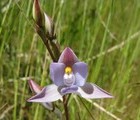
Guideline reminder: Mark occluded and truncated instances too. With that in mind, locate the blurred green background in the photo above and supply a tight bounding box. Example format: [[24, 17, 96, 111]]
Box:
[[0, 0, 140, 120]]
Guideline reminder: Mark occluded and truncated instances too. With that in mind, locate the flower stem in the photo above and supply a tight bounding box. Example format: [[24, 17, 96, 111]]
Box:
[[35, 25, 56, 61], [63, 96, 69, 120]]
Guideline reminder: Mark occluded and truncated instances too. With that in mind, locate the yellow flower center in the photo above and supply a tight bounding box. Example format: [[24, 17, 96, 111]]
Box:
[[65, 67, 72, 74]]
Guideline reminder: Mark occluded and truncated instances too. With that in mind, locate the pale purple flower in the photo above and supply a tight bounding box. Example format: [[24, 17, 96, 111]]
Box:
[[28, 47, 113, 103]]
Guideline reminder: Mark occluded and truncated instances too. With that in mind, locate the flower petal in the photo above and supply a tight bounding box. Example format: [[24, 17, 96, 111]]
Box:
[[50, 63, 65, 86], [77, 83, 113, 99], [28, 84, 62, 102], [28, 80, 42, 93], [72, 62, 88, 86], [42, 103, 53, 110], [59, 85, 78, 95], [28, 80, 54, 110], [58, 47, 79, 66]]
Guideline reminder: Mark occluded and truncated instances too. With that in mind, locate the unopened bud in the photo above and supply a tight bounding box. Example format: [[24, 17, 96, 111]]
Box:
[[33, 0, 55, 39], [33, 0, 45, 27], [44, 13, 55, 38]]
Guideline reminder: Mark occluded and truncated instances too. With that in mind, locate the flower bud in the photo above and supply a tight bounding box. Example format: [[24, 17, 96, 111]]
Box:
[[44, 13, 55, 38], [32, 0, 45, 27], [33, 0, 55, 39]]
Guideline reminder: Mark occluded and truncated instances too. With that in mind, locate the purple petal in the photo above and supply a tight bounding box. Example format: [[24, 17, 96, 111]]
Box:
[[59, 85, 78, 95], [28, 80, 42, 93], [28, 80, 53, 110], [42, 102, 53, 110], [28, 84, 62, 102], [72, 62, 88, 86], [50, 63, 65, 86], [77, 83, 113, 99], [58, 47, 79, 66]]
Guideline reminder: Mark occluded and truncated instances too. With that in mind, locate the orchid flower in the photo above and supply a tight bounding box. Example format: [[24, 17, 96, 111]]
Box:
[[28, 47, 113, 103]]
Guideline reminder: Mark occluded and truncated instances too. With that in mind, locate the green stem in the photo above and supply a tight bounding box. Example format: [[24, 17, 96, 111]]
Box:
[[63, 96, 69, 120]]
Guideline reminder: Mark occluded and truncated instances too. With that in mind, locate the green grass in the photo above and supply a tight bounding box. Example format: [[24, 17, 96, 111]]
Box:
[[0, 0, 140, 119]]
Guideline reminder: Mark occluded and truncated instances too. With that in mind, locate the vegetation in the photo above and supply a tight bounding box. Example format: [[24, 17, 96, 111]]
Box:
[[0, 0, 140, 119]]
